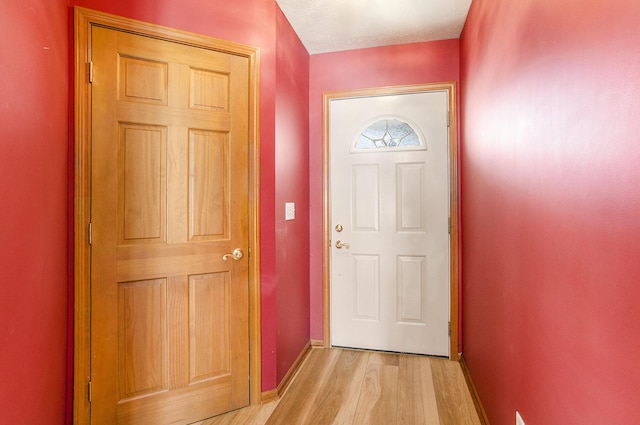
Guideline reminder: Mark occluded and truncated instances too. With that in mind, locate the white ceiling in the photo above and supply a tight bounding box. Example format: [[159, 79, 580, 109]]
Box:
[[276, 0, 473, 55]]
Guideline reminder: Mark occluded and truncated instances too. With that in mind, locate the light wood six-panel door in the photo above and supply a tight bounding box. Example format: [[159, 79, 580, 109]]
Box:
[[90, 25, 250, 424]]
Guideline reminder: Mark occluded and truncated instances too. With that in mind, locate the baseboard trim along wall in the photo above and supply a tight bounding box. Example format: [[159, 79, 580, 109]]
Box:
[[261, 388, 279, 404], [460, 354, 491, 425], [262, 341, 314, 403]]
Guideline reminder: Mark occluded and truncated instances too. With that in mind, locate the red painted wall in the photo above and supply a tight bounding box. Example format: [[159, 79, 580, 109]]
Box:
[[275, 7, 310, 384], [0, 0, 70, 423], [309, 40, 460, 340], [460, 1, 640, 424]]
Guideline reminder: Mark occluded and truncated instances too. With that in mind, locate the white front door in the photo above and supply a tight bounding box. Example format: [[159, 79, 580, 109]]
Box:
[[330, 89, 450, 356]]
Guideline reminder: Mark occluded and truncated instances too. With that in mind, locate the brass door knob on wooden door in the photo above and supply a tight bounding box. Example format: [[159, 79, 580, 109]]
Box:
[[223, 248, 244, 261]]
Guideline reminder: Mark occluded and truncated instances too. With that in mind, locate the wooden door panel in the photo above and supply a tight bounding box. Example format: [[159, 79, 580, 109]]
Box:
[[118, 55, 168, 105], [91, 24, 249, 424], [189, 130, 228, 240], [118, 278, 168, 400], [190, 68, 229, 111], [118, 124, 167, 244], [189, 272, 230, 383]]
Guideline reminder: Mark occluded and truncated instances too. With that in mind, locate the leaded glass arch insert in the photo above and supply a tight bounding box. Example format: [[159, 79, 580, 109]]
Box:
[[353, 118, 425, 151]]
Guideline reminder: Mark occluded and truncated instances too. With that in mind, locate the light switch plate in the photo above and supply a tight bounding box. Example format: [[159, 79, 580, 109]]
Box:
[[285, 202, 295, 220]]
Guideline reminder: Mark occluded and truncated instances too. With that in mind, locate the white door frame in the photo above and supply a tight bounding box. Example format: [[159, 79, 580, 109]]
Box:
[[73, 8, 262, 424], [322, 83, 459, 360]]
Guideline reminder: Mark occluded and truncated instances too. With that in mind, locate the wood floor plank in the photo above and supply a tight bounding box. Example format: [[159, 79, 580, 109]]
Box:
[[431, 358, 482, 425], [418, 357, 443, 425], [304, 349, 369, 424], [190, 401, 278, 425], [193, 349, 483, 425], [372, 351, 400, 367], [352, 352, 399, 425], [397, 356, 441, 425], [242, 402, 279, 425], [264, 348, 341, 425]]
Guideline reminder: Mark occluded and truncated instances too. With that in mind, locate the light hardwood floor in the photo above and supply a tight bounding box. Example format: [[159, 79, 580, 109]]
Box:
[[192, 348, 483, 425]]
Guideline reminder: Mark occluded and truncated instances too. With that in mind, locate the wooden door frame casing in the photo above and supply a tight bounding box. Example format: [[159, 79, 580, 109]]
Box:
[[73, 7, 261, 424], [322, 83, 460, 361]]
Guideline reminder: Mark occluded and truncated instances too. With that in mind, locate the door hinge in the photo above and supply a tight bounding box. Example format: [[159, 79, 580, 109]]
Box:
[[448, 217, 451, 234], [448, 322, 452, 337], [447, 111, 450, 128], [88, 222, 92, 245], [87, 61, 93, 84], [88, 380, 92, 403]]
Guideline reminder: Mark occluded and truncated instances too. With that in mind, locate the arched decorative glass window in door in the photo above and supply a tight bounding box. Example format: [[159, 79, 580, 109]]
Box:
[[353, 118, 425, 151]]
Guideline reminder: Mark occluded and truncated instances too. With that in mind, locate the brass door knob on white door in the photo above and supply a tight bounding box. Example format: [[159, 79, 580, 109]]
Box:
[[335, 240, 350, 249], [223, 248, 244, 261]]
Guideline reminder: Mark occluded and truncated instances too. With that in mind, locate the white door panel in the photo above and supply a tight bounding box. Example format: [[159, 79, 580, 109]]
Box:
[[330, 90, 450, 356]]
